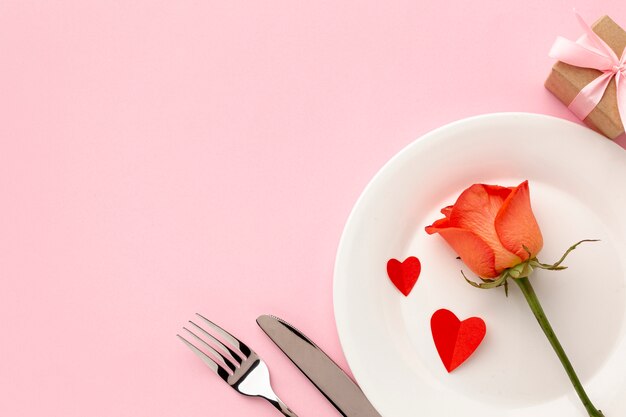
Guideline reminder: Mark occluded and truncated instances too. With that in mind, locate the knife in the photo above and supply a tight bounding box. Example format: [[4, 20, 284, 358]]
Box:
[[257, 314, 381, 417]]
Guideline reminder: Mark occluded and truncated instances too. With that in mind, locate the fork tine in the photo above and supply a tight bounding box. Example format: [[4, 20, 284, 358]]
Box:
[[188, 321, 243, 364], [177, 334, 230, 380], [183, 327, 237, 372], [195, 313, 252, 357]]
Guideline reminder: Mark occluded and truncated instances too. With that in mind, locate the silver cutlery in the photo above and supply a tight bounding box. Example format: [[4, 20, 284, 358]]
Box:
[[257, 314, 381, 417], [178, 313, 298, 417]]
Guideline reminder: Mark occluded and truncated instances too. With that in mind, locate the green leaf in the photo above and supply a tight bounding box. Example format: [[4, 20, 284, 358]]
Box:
[[538, 239, 599, 270], [462, 270, 509, 289], [535, 262, 568, 271]]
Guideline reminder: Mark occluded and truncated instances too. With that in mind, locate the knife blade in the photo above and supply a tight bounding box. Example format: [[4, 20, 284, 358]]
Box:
[[257, 314, 381, 417]]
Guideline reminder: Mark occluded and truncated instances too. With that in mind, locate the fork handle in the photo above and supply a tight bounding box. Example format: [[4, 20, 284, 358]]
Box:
[[266, 397, 298, 417]]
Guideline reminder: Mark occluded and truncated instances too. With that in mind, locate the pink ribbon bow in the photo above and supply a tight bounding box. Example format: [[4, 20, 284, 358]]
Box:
[[549, 12, 626, 125]]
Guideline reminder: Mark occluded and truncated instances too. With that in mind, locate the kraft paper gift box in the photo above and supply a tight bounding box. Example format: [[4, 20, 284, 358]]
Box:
[[545, 15, 626, 139]]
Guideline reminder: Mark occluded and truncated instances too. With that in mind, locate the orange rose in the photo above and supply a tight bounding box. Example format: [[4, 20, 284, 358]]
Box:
[[425, 180, 604, 416], [425, 180, 543, 279]]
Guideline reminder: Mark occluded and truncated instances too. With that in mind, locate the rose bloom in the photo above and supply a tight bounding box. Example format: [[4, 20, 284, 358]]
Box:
[[425, 180, 543, 279]]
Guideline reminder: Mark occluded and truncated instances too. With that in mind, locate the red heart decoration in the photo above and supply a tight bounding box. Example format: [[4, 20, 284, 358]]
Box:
[[430, 309, 486, 373], [386, 256, 421, 296]]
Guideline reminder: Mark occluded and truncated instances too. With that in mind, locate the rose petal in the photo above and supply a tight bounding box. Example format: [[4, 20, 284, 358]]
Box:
[[426, 217, 450, 230], [495, 180, 544, 260], [482, 184, 515, 200], [449, 184, 521, 272], [441, 206, 453, 218], [426, 226, 498, 278]]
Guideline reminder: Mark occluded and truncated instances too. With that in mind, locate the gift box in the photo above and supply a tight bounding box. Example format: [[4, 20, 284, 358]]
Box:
[[545, 15, 626, 139]]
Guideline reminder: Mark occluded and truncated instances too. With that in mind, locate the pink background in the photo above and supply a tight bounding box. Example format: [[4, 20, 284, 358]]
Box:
[[1, 1, 625, 416]]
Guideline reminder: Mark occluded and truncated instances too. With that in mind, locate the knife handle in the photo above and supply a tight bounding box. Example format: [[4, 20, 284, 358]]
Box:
[[265, 396, 298, 417]]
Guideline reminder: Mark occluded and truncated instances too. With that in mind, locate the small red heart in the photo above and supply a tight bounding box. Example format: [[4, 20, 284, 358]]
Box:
[[430, 309, 486, 373], [386, 257, 421, 296]]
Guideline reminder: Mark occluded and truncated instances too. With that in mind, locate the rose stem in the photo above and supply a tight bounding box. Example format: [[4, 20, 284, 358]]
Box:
[[514, 277, 605, 417]]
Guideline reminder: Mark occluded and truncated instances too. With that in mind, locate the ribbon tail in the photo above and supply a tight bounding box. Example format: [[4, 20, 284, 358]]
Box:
[[549, 36, 614, 70], [568, 72, 614, 120], [574, 11, 620, 63]]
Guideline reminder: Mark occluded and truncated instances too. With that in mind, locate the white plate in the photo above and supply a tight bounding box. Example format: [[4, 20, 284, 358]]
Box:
[[334, 113, 626, 417]]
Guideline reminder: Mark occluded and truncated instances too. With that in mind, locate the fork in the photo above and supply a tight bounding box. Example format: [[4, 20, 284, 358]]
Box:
[[177, 313, 298, 417]]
